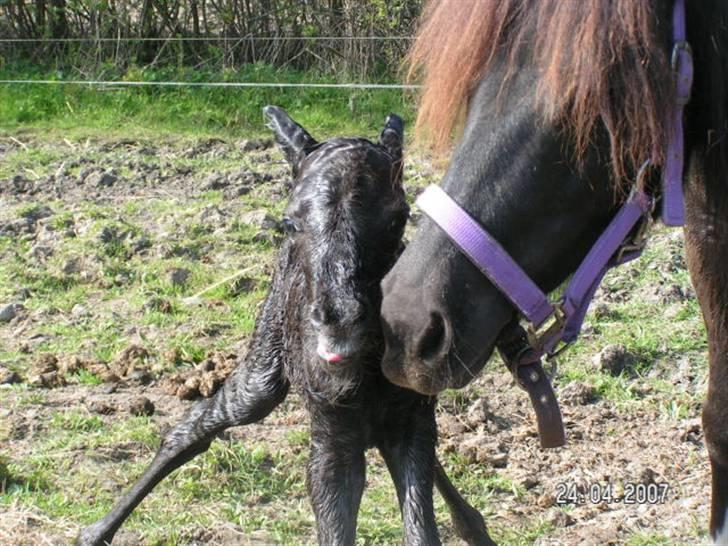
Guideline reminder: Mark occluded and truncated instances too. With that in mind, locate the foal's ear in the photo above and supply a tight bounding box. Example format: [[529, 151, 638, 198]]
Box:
[[263, 105, 317, 170], [379, 113, 404, 162]]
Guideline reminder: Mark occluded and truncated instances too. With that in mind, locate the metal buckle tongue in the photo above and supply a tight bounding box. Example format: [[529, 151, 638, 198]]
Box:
[[526, 304, 566, 356], [616, 184, 655, 264]]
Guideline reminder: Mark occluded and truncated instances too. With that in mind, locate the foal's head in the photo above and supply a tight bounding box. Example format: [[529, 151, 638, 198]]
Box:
[[265, 106, 408, 373]]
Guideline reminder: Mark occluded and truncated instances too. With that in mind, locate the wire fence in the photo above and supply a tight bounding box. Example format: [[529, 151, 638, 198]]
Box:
[[0, 36, 414, 43], [0, 79, 419, 90], [1, 0, 424, 76]]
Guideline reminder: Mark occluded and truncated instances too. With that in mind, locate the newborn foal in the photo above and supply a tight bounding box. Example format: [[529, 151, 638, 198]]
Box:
[[77, 107, 492, 546]]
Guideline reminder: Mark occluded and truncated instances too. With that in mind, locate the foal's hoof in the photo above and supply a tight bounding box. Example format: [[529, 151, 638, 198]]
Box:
[[451, 505, 498, 546], [75, 523, 114, 546]]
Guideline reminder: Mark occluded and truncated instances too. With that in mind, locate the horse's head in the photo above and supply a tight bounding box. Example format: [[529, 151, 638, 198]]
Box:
[[381, 74, 619, 394], [380, 0, 685, 395], [265, 106, 408, 366]]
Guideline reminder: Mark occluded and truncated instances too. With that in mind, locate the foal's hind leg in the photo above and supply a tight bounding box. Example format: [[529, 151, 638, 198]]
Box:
[[434, 460, 496, 546], [76, 358, 289, 546], [379, 397, 441, 546]]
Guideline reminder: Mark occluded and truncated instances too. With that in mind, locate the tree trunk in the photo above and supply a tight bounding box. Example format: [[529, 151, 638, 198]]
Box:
[[50, 0, 68, 38], [191, 0, 200, 36], [34, 0, 46, 36]]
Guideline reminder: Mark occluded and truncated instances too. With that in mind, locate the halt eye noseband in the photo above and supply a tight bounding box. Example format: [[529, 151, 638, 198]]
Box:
[[416, 0, 693, 448]]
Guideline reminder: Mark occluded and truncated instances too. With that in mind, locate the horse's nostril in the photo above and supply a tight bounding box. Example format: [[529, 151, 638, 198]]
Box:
[[416, 311, 450, 363]]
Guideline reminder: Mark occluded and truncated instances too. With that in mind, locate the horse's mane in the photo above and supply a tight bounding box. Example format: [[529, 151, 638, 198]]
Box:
[[408, 0, 725, 183]]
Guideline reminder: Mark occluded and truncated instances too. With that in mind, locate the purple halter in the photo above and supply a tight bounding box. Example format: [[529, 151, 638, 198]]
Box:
[[416, 0, 693, 446]]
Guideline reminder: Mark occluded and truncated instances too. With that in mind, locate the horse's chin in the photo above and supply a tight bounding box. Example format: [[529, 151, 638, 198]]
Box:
[[381, 344, 494, 395], [380, 362, 443, 395]]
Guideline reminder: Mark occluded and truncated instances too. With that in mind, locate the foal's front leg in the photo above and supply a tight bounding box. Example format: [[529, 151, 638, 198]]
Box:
[[379, 397, 441, 546], [76, 354, 289, 546], [307, 403, 367, 546]]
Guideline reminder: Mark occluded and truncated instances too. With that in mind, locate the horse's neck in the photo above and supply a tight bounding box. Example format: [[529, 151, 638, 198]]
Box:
[[681, 0, 728, 334]]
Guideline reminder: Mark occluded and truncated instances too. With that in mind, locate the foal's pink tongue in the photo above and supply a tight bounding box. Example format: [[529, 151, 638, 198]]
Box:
[[317, 344, 344, 363]]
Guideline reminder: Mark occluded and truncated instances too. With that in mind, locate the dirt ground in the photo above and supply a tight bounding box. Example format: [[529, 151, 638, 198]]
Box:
[[0, 133, 711, 545]]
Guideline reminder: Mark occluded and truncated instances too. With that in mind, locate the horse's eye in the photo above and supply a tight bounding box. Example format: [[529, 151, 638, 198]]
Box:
[[389, 212, 408, 231], [281, 217, 300, 234]]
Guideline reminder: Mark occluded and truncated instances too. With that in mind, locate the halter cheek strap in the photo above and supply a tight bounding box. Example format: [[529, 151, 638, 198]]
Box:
[[663, 0, 693, 226], [415, 0, 692, 449]]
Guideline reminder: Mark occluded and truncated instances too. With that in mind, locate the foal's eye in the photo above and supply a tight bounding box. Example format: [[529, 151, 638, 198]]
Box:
[[281, 217, 300, 234]]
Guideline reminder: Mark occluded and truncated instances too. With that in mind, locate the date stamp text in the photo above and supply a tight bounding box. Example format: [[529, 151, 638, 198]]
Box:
[[555, 481, 670, 506]]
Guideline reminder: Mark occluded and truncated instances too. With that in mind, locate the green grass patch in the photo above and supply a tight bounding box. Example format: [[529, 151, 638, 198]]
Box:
[[0, 64, 416, 141]]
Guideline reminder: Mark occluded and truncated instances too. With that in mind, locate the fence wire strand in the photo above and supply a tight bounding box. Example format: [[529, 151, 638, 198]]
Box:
[[0, 79, 420, 90], [0, 36, 414, 43]]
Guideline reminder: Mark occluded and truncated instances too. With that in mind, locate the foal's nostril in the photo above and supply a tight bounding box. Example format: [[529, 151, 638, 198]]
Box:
[[416, 311, 451, 363], [310, 304, 326, 326]]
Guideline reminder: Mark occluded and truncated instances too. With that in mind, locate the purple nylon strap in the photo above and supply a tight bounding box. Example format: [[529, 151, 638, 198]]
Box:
[[663, 0, 693, 226], [545, 190, 652, 353]]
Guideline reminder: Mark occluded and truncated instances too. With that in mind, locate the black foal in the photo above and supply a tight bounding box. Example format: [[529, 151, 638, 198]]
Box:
[[76, 107, 494, 546]]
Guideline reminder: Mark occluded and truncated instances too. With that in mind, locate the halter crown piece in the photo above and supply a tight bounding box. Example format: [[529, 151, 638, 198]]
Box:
[[416, 0, 693, 449]]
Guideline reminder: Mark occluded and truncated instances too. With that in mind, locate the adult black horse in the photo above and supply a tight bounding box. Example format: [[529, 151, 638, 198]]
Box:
[[380, 0, 728, 543]]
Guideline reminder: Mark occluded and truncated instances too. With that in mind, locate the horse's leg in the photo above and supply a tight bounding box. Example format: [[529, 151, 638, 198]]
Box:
[[433, 460, 496, 546], [378, 397, 441, 546], [306, 403, 366, 546], [684, 158, 728, 544], [76, 357, 289, 546]]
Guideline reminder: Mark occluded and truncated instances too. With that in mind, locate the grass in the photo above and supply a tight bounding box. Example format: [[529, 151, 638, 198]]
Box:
[[0, 63, 417, 142], [0, 172, 277, 364]]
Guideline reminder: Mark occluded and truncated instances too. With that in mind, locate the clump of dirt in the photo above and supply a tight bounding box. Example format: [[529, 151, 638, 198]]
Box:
[[23, 345, 154, 388], [161, 351, 237, 400], [593, 344, 637, 376], [128, 395, 155, 416], [559, 381, 598, 406], [106, 345, 154, 384], [0, 365, 22, 385], [28, 353, 80, 388]]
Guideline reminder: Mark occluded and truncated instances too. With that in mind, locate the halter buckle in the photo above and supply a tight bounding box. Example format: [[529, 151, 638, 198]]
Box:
[[615, 189, 655, 264], [525, 303, 566, 355], [615, 214, 653, 263]]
